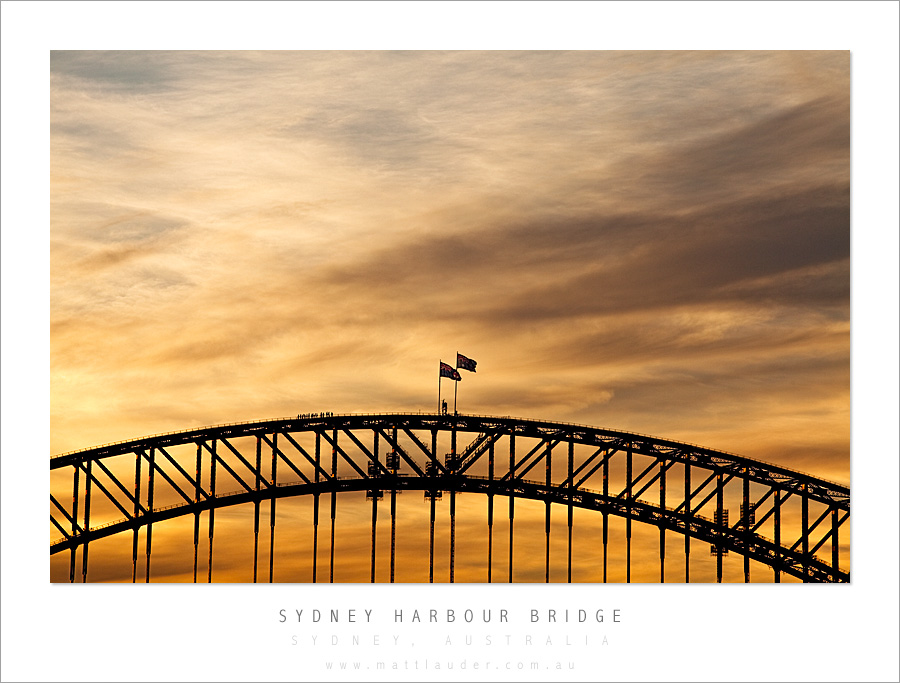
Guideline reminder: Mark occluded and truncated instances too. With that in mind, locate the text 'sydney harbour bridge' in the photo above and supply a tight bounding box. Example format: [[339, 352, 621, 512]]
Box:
[[50, 413, 849, 584]]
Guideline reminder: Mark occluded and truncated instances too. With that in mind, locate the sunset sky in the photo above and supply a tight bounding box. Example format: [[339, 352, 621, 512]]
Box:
[[48, 50, 853, 582], [1, 1, 897, 680], [51, 50, 850, 464]]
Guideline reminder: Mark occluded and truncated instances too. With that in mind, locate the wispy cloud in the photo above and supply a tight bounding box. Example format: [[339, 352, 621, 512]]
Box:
[[50, 51, 850, 580]]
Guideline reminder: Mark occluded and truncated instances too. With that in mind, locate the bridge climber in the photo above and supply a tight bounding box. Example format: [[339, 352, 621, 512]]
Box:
[[50, 413, 849, 584]]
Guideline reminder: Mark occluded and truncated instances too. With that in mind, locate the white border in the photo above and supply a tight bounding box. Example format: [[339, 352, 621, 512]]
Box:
[[2, 2, 898, 681]]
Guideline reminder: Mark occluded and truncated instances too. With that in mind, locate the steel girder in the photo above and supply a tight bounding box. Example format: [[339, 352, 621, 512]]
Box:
[[51, 413, 849, 582]]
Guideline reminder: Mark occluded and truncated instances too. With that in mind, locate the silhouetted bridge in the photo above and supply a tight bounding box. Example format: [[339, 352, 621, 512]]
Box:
[[51, 413, 849, 583]]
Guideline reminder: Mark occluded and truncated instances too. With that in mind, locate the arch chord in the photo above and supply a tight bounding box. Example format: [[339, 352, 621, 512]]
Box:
[[50, 413, 849, 583]]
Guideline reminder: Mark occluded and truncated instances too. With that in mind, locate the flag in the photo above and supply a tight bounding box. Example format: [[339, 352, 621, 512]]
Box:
[[456, 353, 477, 372], [440, 361, 461, 381]]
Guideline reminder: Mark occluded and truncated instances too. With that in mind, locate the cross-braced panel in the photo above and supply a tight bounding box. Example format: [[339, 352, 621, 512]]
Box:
[[50, 413, 849, 583]]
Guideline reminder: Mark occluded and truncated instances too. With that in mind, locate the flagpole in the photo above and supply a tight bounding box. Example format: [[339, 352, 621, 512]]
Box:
[[438, 371, 442, 414], [454, 353, 460, 415], [454, 353, 476, 416]]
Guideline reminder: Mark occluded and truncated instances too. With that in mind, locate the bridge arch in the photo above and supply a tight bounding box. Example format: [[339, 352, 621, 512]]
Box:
[[50, 413, 849, 583]]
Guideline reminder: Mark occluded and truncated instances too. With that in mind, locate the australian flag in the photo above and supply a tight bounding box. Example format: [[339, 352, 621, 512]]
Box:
[[440, 361, 461, 381], [456, 353, 477, 372]]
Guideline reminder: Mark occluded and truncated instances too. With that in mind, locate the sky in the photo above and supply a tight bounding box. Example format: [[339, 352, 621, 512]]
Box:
[[49, 50, 851, 583]]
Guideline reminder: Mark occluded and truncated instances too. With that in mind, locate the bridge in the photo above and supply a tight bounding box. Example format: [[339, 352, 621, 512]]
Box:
[[50, 413, 849, 583]]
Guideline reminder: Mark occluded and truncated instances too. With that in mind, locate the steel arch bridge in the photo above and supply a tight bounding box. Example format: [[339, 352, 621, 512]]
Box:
[[50, 413, 850, 583]]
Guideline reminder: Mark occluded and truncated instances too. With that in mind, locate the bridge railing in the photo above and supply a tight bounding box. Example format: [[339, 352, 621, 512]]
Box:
[[51, 411, 740, 459]]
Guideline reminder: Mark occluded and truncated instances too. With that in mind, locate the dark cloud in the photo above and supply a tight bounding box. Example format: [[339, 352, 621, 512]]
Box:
[[50, 118, 140, 160], [537, 305, 849, 372], [306, 182, 848, 328], [74, 243, 146, 270], [286, 90, 849, 334], [282, 105, 442, 171], [51, 50, 179, 93], [84, 210, 186, 244], [49, 51, 852, 585], [51, 204, 189, 276], [592, 352, 850, 415], [489, 185, 849, 322], [637, 95, 850, 204]]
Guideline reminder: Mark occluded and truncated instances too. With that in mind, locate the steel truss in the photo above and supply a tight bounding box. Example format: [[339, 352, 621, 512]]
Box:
[[50, 413, 849, 583]]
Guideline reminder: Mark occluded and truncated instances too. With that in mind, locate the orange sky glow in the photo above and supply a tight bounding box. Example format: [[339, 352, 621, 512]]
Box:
[[50, 50, 851, 584]]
